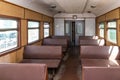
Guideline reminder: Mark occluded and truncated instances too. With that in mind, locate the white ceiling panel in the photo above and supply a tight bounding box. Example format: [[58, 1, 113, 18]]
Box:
[[5, 0, 120, 16], [55, 0, 88, 13]]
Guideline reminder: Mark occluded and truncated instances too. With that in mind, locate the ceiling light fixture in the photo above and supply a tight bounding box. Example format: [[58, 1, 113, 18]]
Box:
[[72, 15, 77, 19], [51, 4, 56, 9], [91, 5, 96, 8], [87, 11, 91, 13], [58, 11, 62, 13]]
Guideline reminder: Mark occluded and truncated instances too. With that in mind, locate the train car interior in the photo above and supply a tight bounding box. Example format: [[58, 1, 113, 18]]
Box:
[[1, 0, 120, 80]]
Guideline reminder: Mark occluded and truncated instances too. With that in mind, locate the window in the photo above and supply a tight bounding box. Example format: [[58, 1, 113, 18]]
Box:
[[107, 21, 117, 43], [0, 18, 19, 53], [28, 21, 40, 43], [44, 22, 50, 38], [99, 23, 104, 38]]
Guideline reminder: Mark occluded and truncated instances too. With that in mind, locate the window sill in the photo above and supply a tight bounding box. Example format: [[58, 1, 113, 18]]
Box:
[[0, 47, 21, 57]]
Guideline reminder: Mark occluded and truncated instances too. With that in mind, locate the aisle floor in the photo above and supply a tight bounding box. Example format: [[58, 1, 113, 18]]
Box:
[[54, 47, 81, 80]]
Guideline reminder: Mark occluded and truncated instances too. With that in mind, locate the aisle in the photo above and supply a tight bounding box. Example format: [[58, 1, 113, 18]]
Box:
[[54, 47, 81, 80]]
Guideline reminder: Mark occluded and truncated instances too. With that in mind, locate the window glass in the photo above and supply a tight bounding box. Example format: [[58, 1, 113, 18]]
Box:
[[0, 18, 18, 53], [99, 23, 104, 38], [99, 23, 104, 28], [44, 29, 49, 38], [28, 21, 40, 43], [107, 21, 117, 43], [108, 21, 116, 28], [28, 29, 39, 43], [44, 22, 50, 38], [100, 29, 104, 37], [28, 21, 39, 28], [107, 29, 116, 43], [0, 19, 17, 29]]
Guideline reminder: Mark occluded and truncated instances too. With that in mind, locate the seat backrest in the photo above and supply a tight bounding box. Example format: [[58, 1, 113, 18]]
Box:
[[52, 36, 70, 46], [80, 46, 120, 59], [79, 36, 98, 40], [83, 67, 120, 80], [42, 38, 67, 47], [79, 39, 105, 46], [24, 45, 62, 59], [52, 36, 70, 41], [0, 63, 47, 80]]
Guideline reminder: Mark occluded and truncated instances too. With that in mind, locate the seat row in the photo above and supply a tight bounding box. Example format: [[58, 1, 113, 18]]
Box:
[[79, 36, 120, 80], [0, 36, 70, 80]]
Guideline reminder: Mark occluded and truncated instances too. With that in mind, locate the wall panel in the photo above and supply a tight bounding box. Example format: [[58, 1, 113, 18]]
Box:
[[21, 19, 27, 46], [0, 52, 16, 63], [97, 15, 106, 22], [25, 9, 42, 21], [0, 1, 54, 63], [106, 8, 120, 21], [16, 47, 24, 62], [0, 1, 24, 18], [117, 20, 120, 46]]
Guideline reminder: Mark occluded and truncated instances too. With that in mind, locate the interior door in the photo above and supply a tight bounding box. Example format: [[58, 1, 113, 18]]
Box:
[[65, 20, 85, 46], [75, 20, 85, 45]]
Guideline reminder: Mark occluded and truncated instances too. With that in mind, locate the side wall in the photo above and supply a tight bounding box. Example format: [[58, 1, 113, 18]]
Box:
[[96, 8, 120, 46], [0, 1, 54, 63]]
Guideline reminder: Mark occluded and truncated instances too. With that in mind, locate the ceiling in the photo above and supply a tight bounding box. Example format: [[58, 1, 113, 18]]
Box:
[[5, 0, 120, 17]]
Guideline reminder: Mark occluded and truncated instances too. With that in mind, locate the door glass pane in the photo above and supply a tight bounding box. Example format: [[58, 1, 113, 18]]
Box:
[[65, 22, 71, 36], [0, 31, 17, 52], [75, 21, 84, 35]]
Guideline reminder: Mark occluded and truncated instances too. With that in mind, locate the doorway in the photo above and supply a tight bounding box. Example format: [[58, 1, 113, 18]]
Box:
[[65, 20, 85, 46]]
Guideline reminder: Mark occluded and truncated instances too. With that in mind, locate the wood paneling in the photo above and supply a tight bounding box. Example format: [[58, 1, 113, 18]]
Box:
[[40, 22, 44, 39], [0, 1, 24, 18], [0, 1, 54, 63], [16, 47, 24, 62], [97, 15, 106, 22], [43, 15, 51, 22], [21, 19, 27, 46], [117, 20, 120, 46], [0, 52, 16, 63], [25, 9, 42, 21], [106, 8, 120, 21]]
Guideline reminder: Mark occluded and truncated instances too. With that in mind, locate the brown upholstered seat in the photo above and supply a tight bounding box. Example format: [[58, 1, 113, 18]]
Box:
[[42, 38, 68, 53], [79, 36, 98, 40], [52, 36, 70, 46], [24, 46, 62, 59], [80, 46, 120, 59], [22, 45, 62, 69], [0, 63, 47, 80], [79, 39, 105, 46], [22, 59, 61, 68], [82, 59, 120, 80]]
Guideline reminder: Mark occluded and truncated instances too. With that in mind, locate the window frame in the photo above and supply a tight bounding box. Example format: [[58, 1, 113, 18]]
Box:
[[99, 22, 105, 38], [27, 20, 40, 44], [107, 20, 117, 44], [44, 22, 50, 38], [0, 17, 20, 54]]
